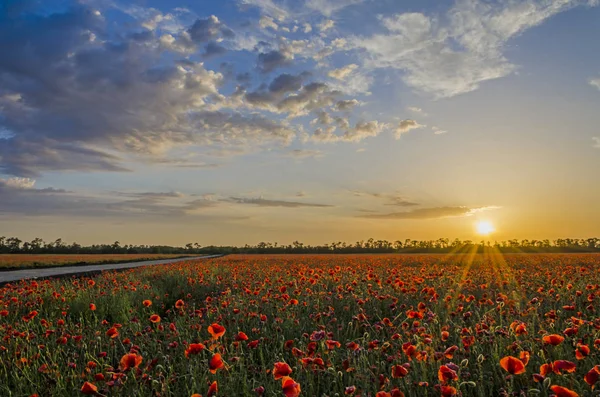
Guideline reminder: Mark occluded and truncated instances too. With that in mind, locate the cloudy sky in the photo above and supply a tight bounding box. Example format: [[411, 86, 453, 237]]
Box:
[[1, 0, 599, 245]]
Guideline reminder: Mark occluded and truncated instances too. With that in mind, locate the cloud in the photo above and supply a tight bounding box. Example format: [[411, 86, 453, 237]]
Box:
[[590, 78, 600, 90], [239, 0, 289, 21], [395, 120, 424, 138], [593, 137, 600, 148], [350, 1, 596, 97], [361, 206, 499, 220], [202, 41, 227, 58], [1, 4, 330, 176], [257, 49, 294, 73], [318, 19, 335, 32], [432, 126, 447, 135], [187, 15, 233, 43], [305, 0, 365, 17], [328, 64, 359, 80], [259, 15, 279, 30], [287, 149, 324, 158], [407, 106, 426, 115], [351, 190, 419, 207], [227, 197, 332, 207]]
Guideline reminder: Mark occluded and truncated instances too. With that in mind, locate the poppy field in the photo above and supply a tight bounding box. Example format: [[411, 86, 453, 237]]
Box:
[[1, 253, 599, 397], [0, 254, 188, 270]]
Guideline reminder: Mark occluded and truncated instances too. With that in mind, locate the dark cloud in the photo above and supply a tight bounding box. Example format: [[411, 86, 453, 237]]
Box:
[[203, 41, 227, 58], [360, 206, 496, 220], [257, 50, 293, 73], [268, 72, 310, 94], [187, 15, 233, 43], [227, 197, 332, 208]]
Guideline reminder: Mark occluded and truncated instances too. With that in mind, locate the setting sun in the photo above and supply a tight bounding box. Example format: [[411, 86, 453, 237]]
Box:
[[476, 220, 495, 235]]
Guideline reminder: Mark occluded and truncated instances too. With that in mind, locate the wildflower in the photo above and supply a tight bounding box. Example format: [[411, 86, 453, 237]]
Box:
[[208, 323, 226, 340], [500, 356, 526, 375], [80, 382, 98, 395], [273, 362, 293, 379]]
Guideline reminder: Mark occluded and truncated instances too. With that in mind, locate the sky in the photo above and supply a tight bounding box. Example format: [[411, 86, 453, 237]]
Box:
[[1, 0, 599, 246]]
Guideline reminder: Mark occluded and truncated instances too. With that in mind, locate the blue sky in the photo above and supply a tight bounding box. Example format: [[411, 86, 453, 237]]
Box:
[[1, 0, 599, 245]]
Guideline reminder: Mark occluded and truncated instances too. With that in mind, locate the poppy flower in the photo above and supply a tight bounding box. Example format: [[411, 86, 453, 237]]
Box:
[[552, 360, 576, 374], [175, 299, 185, 309], [209, 353, 224, 374], [584, 365, 600, 388], [575, 344, 590, 360], [149, 314, 161, 323], [106, 327, 119, 339], [236, 332, 249, 341], [438, 365, 459, 383], [543, 334, 565, 346], [345, 386, 356, 395], [207, 381, 218, 397], [185, 343, 206, 358], [89, 304, 96, 311], [391, 364, 409, 378], [80, 382, 98, 395], [281, 376, 301, 397], [143, 300, 152, 307], [273, 362, 293, 380], [500, 356, 526, 375], [208, 323, 226, 340], [549, 385, 579, 397], [326, 340, 341, 350], [519, 351, 530, 366], [119, 353, 143, 371], [441, 385, 457, 397]]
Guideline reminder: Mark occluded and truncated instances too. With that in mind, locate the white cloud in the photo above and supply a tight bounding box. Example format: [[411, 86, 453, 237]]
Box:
[[407, 106, 426, 115], [590, 78, 600, 90], [350, 0, 597, 98], [259, 15, 279, 30], [328, 64, 358, 80], [239, 0, 289, 21], [318, 19, 335, 32], [395, 120, 425, 138], [432, 126, 447, 135], [593, 137, 600, 148], [305, 0, 365, 17]]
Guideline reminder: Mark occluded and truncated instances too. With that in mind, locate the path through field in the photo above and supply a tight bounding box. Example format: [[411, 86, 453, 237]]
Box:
[[0, 255, 221, 285]]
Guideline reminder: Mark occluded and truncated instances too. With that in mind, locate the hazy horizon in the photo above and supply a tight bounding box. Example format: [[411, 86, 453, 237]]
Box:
[[1, 0, 599, 245]]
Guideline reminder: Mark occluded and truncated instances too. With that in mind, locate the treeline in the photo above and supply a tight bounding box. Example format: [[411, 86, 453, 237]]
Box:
[[1, 236, 599, 255]]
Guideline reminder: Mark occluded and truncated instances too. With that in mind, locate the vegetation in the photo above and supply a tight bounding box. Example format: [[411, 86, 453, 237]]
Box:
[[0, 254, 190, 270], [1, 236, 600, 255], [0, 253, 598, 396]]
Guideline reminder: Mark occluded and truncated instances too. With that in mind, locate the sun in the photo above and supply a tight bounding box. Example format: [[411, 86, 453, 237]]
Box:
[[475, 220, 495, 235]]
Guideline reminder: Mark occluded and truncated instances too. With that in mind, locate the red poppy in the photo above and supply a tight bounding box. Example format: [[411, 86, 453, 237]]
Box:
[[89, 303, 96, 311], [207, 381, 218, 397], [584, 365, 600, 388], [575, 344, 590, 360], [549, 385, 579, 397], [175, 299, 185, 309], [438, 365, 459, 383], [273, 362, 293, 380], [119, 353, 143, 371], [391, 364, 409, 378], [143, 300, 152, 307], [149, 314, 161, 323], [185, 343, 206, 358], [208, 323, 226, 340], [281, 376, 301, 397], [80, 382, 98, 395], [543, 334, 565, 346], [519, 351, 530, 366], [500, 356, 526, 375], [106, 327, 119, 339], [209, 353, 224, 374], [441, 385, 457, 397], [552, 360, 576, 374], [235, 332, 249, 341]]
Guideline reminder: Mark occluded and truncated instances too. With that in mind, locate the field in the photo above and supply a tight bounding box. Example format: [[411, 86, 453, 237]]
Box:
[[0, 254, 599, 397], [0, 254, 190, 270]]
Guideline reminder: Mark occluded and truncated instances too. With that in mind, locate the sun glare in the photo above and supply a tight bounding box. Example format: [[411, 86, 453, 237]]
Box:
[[476, 220, 495, 235]]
